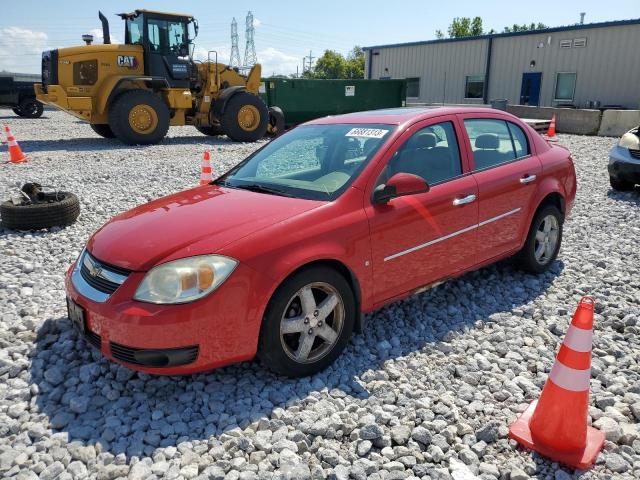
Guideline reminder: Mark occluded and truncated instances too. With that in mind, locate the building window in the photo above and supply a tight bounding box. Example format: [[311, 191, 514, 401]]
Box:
[[554, 72, 577, 101], [464, 75, 485, 99], [406, 77, 420, 98]]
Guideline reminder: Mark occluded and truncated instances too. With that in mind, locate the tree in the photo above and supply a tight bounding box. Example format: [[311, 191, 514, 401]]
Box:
[[436, 18, 548, 39], [344, 46, 364, 79], [447, 17, 484, 38], [303, 47, 365, 79], [503, 22, 548, 33]]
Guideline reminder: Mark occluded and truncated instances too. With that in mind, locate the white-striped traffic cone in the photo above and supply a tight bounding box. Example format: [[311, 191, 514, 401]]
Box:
[[509, 297, 605, 469], [200, 151, 212, 185]]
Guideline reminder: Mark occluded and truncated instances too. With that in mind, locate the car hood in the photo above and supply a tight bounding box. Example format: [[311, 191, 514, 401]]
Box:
[[87, 185, 323, 271]]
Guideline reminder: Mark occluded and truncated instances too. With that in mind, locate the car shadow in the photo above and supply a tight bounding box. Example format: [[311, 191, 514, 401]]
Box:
[[30, 259, 564, 459], [16, 136, 239, 153], [606, 187, 640, 205], [0, 115, 52, 120]]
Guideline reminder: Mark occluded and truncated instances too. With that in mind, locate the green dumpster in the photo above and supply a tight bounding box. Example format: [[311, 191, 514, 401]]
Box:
[[260, 78, 407, 127]]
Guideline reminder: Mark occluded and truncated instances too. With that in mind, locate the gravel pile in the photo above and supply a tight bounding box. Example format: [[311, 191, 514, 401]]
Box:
[[0, 110, 638, 479]]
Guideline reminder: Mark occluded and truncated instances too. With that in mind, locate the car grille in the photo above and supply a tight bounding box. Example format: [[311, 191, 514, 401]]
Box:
[[79, 251, 130, 295], [110, 342, 199, 368], [41, 49, 58, 92], [630, 149, 640, 159], [85, 329, 102, 350]]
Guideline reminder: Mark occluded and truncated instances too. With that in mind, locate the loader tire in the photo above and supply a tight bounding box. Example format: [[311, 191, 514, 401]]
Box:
[[109, 89, 169, 145], [221, 92, 268, 142], [1, 192, 80, 231], [195, 125, 224, 136], [90, 123, 116, 138]]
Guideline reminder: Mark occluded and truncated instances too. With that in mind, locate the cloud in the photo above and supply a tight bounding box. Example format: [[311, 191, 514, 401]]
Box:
[[89, 28, 122, 45], [253, 18, 262, 28], [258, 47, 299, 76], [193, 45, 297, 75], [0, 27, 48, 73]]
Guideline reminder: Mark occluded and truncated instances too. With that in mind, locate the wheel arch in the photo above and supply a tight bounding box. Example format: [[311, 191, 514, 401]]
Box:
[[99, 76, 169, 115], [212, 86, 247, 118], [269, 258, 365, 334]]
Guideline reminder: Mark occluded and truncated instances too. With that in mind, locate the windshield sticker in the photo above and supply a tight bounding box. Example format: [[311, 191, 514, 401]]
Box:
[[345, 128, 388, 139]]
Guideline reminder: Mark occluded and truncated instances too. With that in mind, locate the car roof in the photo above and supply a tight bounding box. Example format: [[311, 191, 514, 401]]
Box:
[[305, 106, 506, 126]]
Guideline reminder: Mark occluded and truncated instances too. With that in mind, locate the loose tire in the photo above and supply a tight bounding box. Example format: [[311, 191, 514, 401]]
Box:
[[515, 205, 563, 274], [610, 176, 635, 191], [90, 123, 116, 139], [108, 89, 170, 145], [268, 106, 285, 137], [195, 125, 224, 136], [258, 266, 355, 377], [16, 98, 44, 118], [221, 92, 268, 142], [1, 192, 80, 230]]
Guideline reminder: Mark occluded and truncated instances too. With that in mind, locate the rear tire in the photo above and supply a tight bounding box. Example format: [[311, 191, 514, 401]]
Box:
[[221, 92, 268, 142], [90, 123, 116, 138], [108, 89, 170, 145], [515, 205, 563, 274], [257, 266, 355, 377], [195, 125, 224, 136], [267, 106, 285, 137], [16, 98, 44, 118], [610, 176, 635, 191]]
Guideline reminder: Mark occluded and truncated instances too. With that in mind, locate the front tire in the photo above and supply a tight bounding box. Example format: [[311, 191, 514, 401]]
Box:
[[258, 266, 355, 377], [515, 205, 563, 274], [108, 89, 170, 145], [90, 123, 116, 138], [610, 176, 635, 191], [221, 92, 268, 142]]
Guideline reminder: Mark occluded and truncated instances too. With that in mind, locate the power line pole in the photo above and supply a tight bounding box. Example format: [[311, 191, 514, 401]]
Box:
[[243, 11, 258, 67], [230, 18, 241, 68], [303, 50, 315, 73]]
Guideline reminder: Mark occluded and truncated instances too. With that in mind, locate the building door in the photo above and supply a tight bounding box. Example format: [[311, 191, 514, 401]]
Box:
[[520, 73, 542, 106]]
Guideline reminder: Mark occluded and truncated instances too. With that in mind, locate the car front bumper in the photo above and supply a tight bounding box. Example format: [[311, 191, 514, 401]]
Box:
[[65, 254, 270, 375], [34, 83, 93, 121], [608, 145, 640, 183]]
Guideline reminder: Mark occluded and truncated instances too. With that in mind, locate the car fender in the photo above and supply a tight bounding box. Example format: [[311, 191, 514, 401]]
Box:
[[519, 176, 567, 249], [100, 76, 169, 115], [212, 86, 247, 118]]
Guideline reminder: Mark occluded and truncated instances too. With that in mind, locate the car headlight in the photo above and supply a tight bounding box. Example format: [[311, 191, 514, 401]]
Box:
[[134, 255, 238, 304], [618, 131, 640, 150]]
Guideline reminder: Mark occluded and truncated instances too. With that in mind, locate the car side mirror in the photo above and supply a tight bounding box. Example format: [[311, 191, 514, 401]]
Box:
[[372, 173, 429, 204]]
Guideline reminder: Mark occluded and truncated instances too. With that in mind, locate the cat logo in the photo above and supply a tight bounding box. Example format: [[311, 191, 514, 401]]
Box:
[[117, 55, 138, 69]]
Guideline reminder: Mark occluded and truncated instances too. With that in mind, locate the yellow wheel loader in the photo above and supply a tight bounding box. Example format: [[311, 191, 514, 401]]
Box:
[[35, 9, 284, 145]]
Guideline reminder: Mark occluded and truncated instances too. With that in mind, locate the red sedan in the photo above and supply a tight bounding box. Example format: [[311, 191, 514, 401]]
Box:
[[66, 107, 576, 377]]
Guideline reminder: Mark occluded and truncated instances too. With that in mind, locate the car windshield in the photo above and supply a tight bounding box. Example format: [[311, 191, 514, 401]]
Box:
[[217, 124, 395, 200]]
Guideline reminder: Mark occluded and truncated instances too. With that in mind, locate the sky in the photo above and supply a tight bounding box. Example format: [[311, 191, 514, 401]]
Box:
[[1, 0, 638, 75]]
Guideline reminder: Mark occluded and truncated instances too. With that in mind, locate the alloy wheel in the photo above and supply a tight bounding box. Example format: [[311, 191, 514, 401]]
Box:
[[534, 214, 559, 264], [279, 282, 344, 364]]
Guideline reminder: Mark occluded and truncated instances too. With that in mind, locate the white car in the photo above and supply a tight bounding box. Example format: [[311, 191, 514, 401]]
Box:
[[609, 126, 640, 191]]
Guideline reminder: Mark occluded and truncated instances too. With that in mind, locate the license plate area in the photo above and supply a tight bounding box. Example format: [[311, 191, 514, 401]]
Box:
[[66, 297, 85, 334]]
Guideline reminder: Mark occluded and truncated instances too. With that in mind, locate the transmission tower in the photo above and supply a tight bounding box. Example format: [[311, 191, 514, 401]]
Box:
[[230, 18, 241, 67], [243, 11, 258, 67]]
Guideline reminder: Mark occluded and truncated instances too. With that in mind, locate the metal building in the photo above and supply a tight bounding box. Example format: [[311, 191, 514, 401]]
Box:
[[364, 19, 640, 109]]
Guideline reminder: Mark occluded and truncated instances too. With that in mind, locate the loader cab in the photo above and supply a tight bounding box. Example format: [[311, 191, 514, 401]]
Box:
[[120, 9, 196, 88]]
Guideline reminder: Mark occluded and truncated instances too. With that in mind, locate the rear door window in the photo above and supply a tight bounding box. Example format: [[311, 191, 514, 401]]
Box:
[[464, 119, 518, 170]]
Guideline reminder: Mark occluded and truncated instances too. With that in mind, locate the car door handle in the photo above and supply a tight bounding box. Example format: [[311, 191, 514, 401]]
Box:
[[520, 174, 537, 184], [453, 194, 477, 206]]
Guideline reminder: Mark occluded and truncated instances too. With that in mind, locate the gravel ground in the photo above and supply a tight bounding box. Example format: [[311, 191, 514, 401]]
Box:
[[0, 109, 638, 480]]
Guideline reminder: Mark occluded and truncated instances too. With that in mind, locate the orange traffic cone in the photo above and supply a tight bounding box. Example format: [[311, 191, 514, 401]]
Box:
[[200, 150, 212, 185], [4, 125, 28, 164], [509, 297, 604, 470], [546, 115, 557, 138]]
